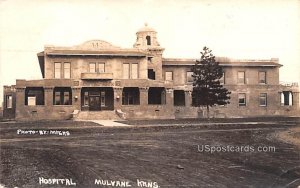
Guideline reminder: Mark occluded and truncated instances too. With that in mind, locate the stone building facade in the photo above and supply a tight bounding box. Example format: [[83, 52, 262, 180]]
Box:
[[3, 25, 300, 120]]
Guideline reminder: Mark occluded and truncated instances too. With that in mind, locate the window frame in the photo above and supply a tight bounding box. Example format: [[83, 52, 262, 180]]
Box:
[[238, 71, 245, 84], [186, 71, 194, 83], [63, 62, 71, 79], [258, 71, 266, 84], [123, 63, 139, 79], [54, 62, 61, 78], [165, 71, 173, 81], [53, 87, 72, 105], [98, 63, 105, 73], [5, 95, 13, 109], [259, 93, 267, 107], [89, 63, 96, 73], [238, 93, 246, 106], [131, 63, 138, 79]]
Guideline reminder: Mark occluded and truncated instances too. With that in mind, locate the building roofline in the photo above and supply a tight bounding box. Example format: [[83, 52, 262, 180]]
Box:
[[162, 57, 282, 67]]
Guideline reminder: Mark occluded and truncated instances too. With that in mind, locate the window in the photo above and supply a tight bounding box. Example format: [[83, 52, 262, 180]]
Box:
[[25, 87, 44, 105], [259, 71, 266, 84], [131, 64, 138, 79], [238, 93, 246, 106], [187, 72, 193, 83], [259, 93, 267, 106], [146, 36, 151, 45], [281, 91, 293, 106], [123, 63, 138, 79], [89, 63, 96, 73], [63, 63, 71, 78], [148, 69, 155, 80], [101, 91, 105, 107], [54, 63, 61, 78], [99, 63, 105, 73], [123, 63, 130, 79], [174, 90, 185, 106], [6, 95, 12, 108], [63, 92, 70, 105], [84, 92, 89, 106], [220, 72, 225, 84], [165, 71, 173, 81], [53, 87, 72, 105], [122, 87, 140, 105], [238, 71, 245, 84]]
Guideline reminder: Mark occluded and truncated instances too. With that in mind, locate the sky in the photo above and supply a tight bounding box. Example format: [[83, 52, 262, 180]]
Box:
[[0, 0, 300, 106]]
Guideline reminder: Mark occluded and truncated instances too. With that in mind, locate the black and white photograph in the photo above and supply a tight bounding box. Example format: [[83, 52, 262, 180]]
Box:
[[0, 0, 300, 187]]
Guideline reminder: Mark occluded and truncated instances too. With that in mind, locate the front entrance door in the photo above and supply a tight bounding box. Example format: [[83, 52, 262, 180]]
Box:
[[89, 96, 101, 111]]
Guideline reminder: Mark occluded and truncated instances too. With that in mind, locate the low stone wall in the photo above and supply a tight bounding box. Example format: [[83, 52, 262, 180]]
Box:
[[16, 106, 75, 121], [121, 105, 175, 119]]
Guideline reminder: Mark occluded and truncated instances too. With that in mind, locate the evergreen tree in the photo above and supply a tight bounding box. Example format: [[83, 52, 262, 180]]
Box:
[[191, 47, 231, 118]]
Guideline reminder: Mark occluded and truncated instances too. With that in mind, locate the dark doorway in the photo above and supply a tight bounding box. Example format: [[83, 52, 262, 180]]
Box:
[[81, 87, 114, 111], [89, 96, 101, 111]]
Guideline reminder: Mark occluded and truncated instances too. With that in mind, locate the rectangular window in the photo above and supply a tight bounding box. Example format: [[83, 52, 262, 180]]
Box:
[[53, 88, 72, 105], [187, 72, 193, 83], [123, 63, 130, 79], [238, 71, 245, 84], [54, 92, 61, 105], [98, 63, 105, 73], [6, 95, 13, 108], [131, 64, 138, 79], [238, 93, 246, 106], [89, 63, 96, 73], [148, 69, 155, 80], [259, 71, 266, 84], [64, 92, 70, 105], [220, 72, 225, 84], [100, 91, 105, 107], [64, 63, 71, 78], [281, 91, 293, 106], [84, 92, 89, 106], [165, 71, 173, 81], [259, 93, 267, 106], [54, 62, 61, 78]]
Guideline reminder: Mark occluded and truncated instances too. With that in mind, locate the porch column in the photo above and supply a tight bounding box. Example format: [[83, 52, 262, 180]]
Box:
[[139, 87, 149, 105], [185, 90, 192, 107], [166, 88, 174, 106], [16, 87, 26, 109], [293, 92, 300, 108], [114, 87, 123, 109], [44, 87, 54, 106], [72, 87, 81, 109], [15, 87, 26, 120]]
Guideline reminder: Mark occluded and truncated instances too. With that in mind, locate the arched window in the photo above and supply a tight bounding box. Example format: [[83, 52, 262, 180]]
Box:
[[146, 36, 151, 45]]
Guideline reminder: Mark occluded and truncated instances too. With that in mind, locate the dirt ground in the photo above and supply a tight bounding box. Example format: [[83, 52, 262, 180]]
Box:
[[0, 118, 300, 188]]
